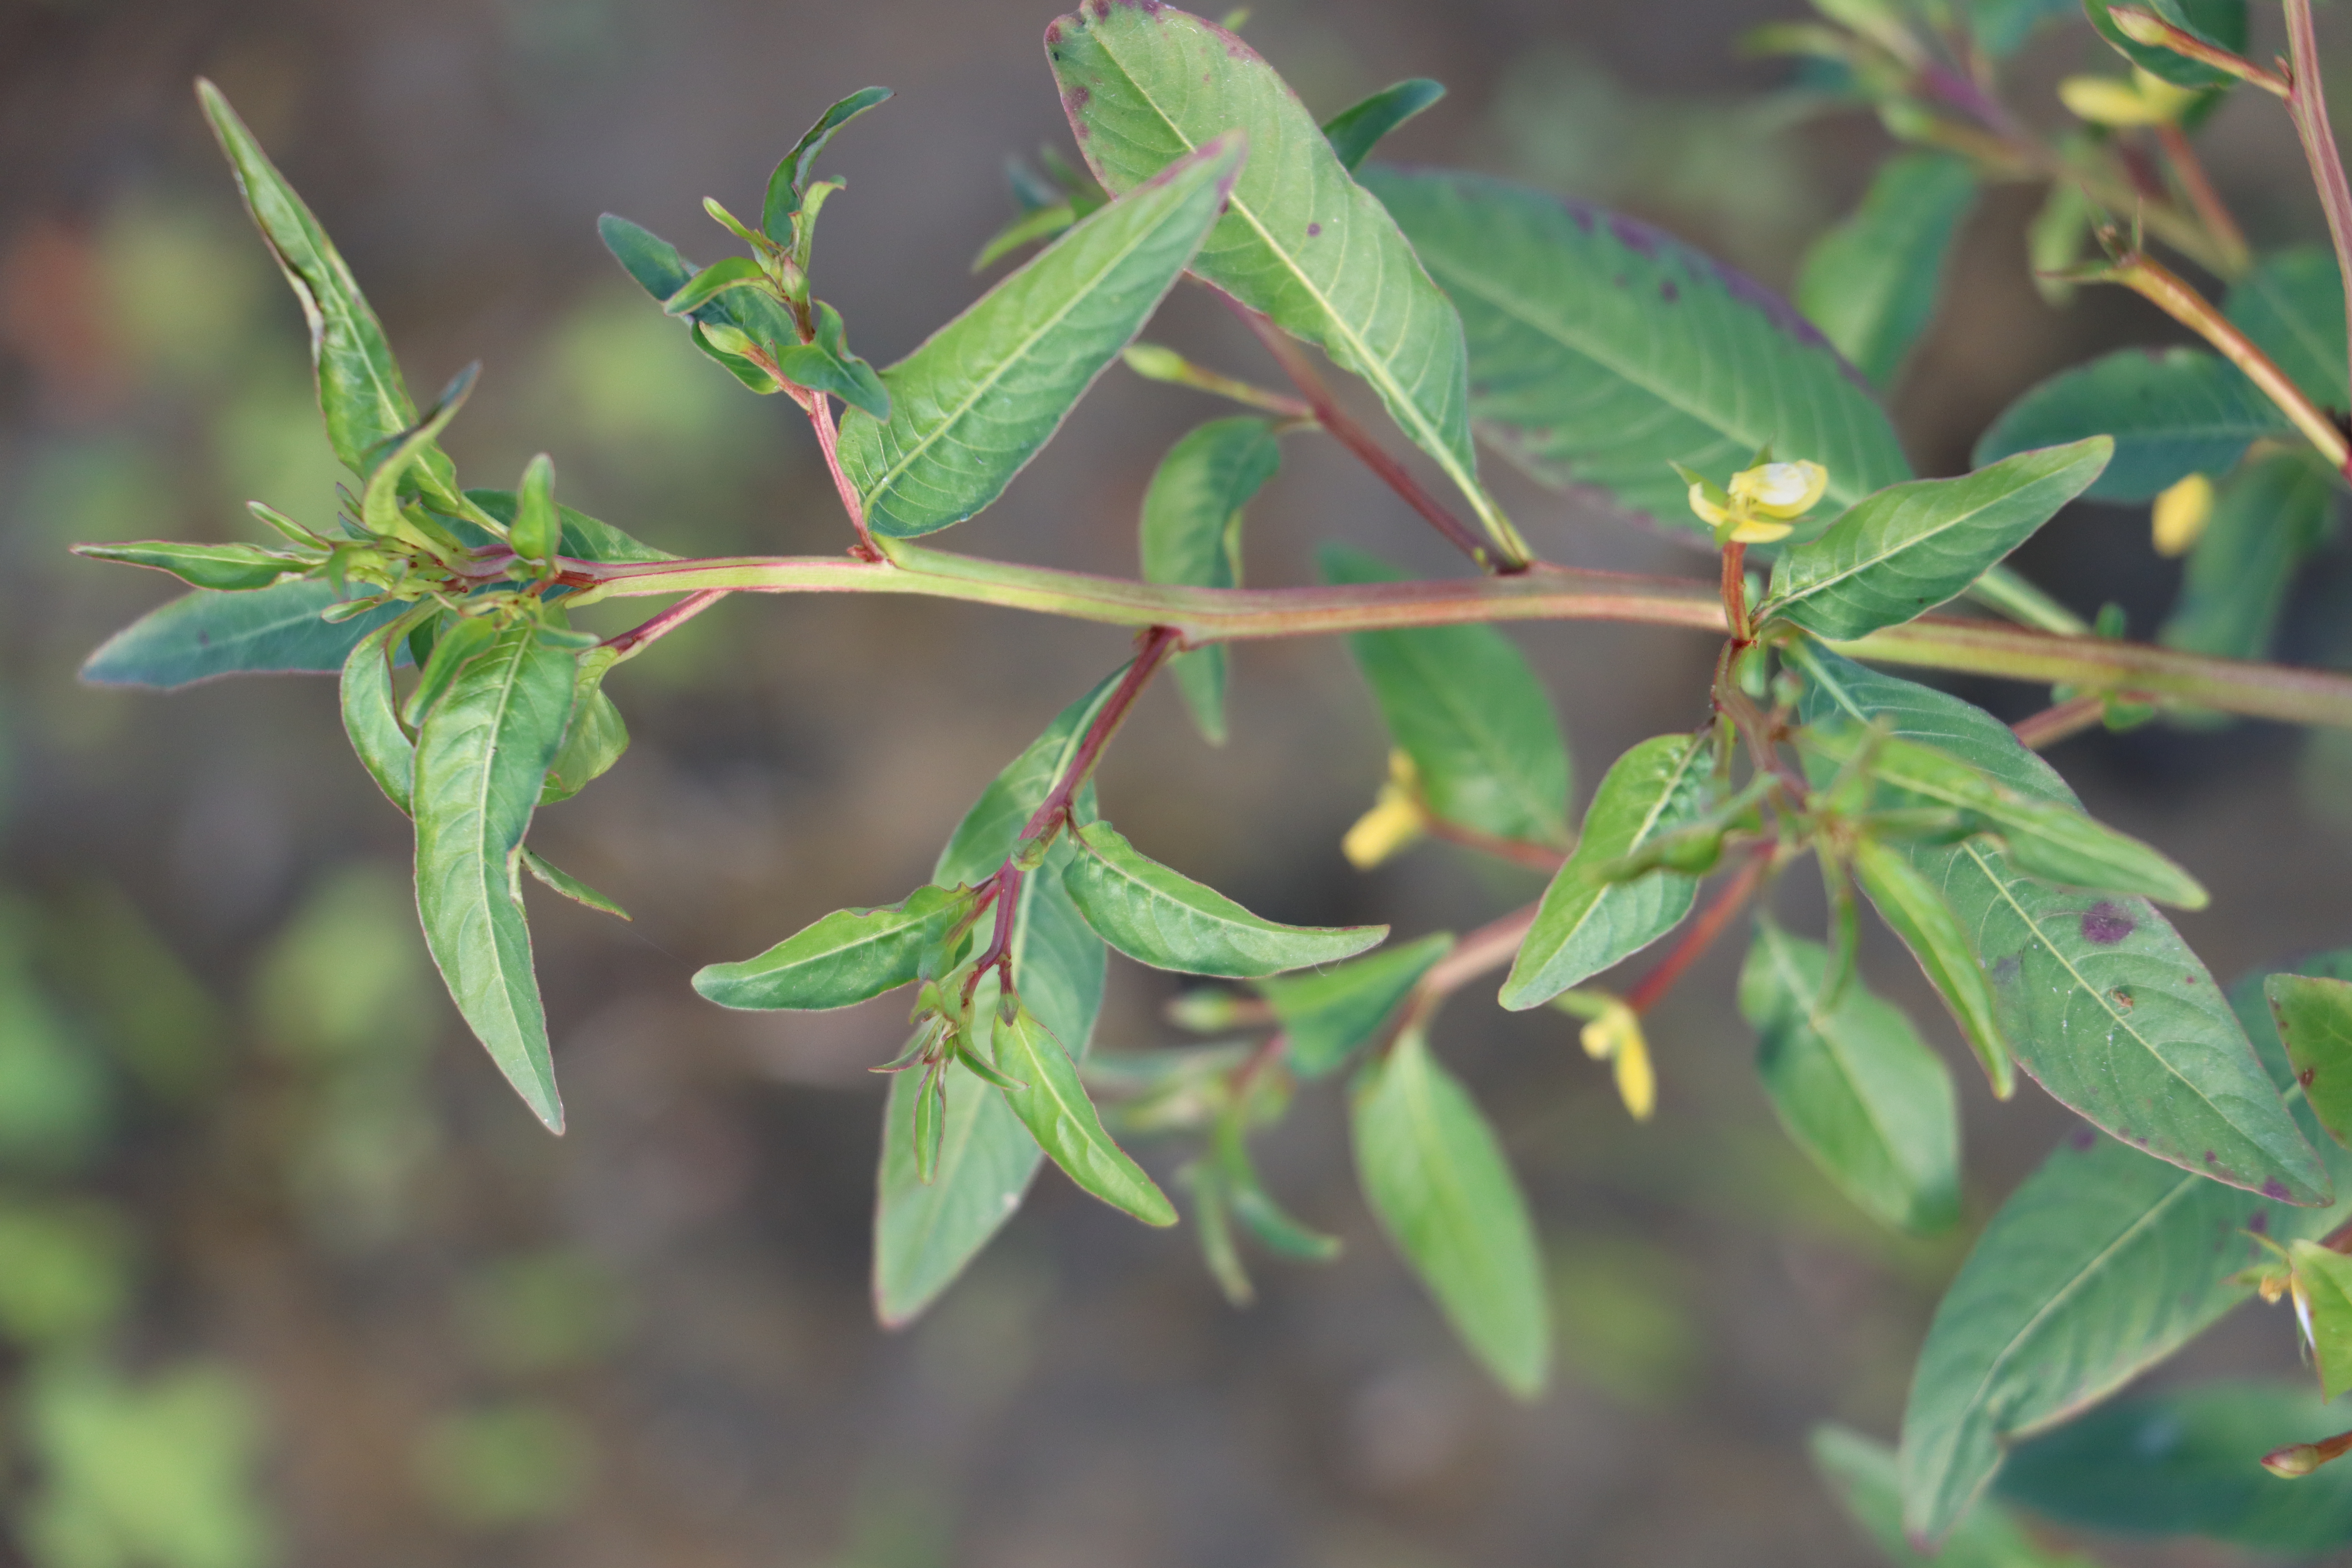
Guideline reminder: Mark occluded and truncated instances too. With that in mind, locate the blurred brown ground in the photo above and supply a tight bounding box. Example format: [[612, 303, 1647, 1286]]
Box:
[[3, 0, 2350, 1564]]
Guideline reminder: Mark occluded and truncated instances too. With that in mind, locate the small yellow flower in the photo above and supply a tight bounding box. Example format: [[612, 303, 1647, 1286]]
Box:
[[2152, 472, 2215, 557], [1684, 458, 1828, 545], [2060, 67, 2202, 128], [1342, 750, 1427, 869], [1561, 991, 1657, 1121]]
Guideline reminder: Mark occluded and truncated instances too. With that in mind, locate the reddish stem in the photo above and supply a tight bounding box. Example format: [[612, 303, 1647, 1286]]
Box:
[[2287, 0, 2352, 420], [1624, 851, 1770, 1015], [1224, 299, 1517, 574], [1420, 816, 1570, 872], [2011, 693, 2110, 750], [965, 864, 1025, 1000], [1720, 541, 1750, 641], [1016, 626, 1182, 842], [807, 395, 883, 562], [601, 588, 729, 657], [2156, 124, 2251, 275]]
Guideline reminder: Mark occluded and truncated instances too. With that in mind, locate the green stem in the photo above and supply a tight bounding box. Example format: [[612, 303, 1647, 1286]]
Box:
[[558, 542, 2352, 729]]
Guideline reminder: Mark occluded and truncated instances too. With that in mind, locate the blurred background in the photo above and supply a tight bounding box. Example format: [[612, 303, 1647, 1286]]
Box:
[[4, 0, 2352, 1563]]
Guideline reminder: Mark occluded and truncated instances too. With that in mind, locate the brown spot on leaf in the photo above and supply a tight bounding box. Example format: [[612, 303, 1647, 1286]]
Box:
[[1306, 222, 1321, 238], [2111, 986, 2134, 1011], [2081, 902, 2134, 944]]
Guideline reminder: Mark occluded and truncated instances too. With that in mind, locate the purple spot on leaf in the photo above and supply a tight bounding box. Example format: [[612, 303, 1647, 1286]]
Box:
[[2251, 1211, 2271, 1233], [2069, 1125, 2098, 1151], [2204, 1151, 2218, 1165], [2266, 1179, 2294, 1200], [2081, 902, 2135, 944], [1307, 222, 1322, 238], [1065, 85, 1089, 111], [1659, 278, 1679, 303], [1046, 20, 1061, 42]]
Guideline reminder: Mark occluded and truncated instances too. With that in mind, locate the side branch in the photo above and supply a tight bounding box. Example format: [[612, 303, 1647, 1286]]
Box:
[[558, 545, 2352, 731]]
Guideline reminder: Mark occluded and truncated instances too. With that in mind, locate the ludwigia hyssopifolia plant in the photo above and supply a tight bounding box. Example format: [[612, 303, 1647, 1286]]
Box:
[[73, 1, 2352, 1556]]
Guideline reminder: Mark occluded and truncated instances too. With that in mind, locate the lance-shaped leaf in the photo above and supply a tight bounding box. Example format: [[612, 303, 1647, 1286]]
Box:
[[597, 215, 805, 394], [401, 615, 498, 729], [461, 488, 675, 565], [769, 300, 889, 420], [1794, 152, 1976, 392], [1363, 166, 1912, 538], [341, 618, 416, 813], [1353, 1029, 1550, 1397], [72, 542, 311, 593], [1501, 733, 1711, 1011], [1140, 418, 1279, 743], [761, 86, 893, 239], [836, 136, 1242, 539], [1807, 722, 2209, 907], [1848, 836, 2012, 1095], [1763, 439, 2111, 641], [2274, 973, 2352, 1152], [2000, 1381, 2352, 1553], [1050, 7, 1513, 556], [538, 647, 627, 808], [874, 677, 1121, 1326], [1813, 1426, 2095, 1568], [1320, 544, 1572, 847], [521, 850, 629, 921], [1259, 932, 1454, 1079], [2227, 246, 2346, 410], [1739, 919, 1961, 1235], [992, 1004, 1174, 1226], [1795, 643, 2328, 1202], [1062, 820, 1386, 978], [2161, 451, 2338, 664], [82, 579, 405, 689], [2086, 0, 2249, 88], [694, 886, 964, 1011], [1974, 348, 2286, 504], [196, 80, 460, 507], [412, 619, 578, 1131], [1894, 952, 2352, 1548], [2292, 1240, 2352, 1398], [1321, 78, 1445, 172]]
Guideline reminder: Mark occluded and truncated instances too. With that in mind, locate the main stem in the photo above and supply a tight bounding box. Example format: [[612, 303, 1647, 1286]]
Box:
[[2287, 0, 2352, 418]]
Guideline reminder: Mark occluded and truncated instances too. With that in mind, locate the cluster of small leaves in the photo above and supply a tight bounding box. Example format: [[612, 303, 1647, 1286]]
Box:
[[63, 2, 2352, 1562]]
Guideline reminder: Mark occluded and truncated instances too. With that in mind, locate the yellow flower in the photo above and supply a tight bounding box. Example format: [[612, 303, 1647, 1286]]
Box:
[[1342, 750, 1426, 869], [2060, 67, 2202, 127], [2152, 472, 2214, 557], [1729, 460, 1828, 519], [1566, 993, 1657, 1121]]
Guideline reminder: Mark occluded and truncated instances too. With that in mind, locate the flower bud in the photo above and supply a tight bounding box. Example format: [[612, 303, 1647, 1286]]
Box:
[[2152, 472, 2215, 557]]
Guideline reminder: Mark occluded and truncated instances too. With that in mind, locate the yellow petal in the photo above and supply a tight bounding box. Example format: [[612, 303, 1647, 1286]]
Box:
[[2152, 471, 2215, 557], [1342, 757, 1426, 868], [1728, 517, 1795, 544], [2132, 66, 2204, 123], [2059, 74, 2165, 127], [1612, 1027, 1656, 1121], [1747, 460, 1828, 518], [1686, 484, 1731, 528]]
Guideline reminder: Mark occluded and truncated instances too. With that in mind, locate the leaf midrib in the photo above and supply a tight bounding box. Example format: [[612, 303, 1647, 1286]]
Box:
[[1524, 738, 1702, 974], [855, 164, 1216, 507], [1085, 28, 1471, 492], [433, 629, 539, 1061], [1773, 467, 2067, 616], [1764, 929, 1910, 1194]]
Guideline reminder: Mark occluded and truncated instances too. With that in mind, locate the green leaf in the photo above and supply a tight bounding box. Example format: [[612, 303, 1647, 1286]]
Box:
[[1320, 77, 1445, 172], [661, 256, 768, 318], [974, 202, 1079, 271], [1795, 643, 2329, 1202], [1973, 348, 2285, 504], [991, 1004, 1175, 1226], [71, 542, 310, 593], [761, 86, 893, 239], [1259, 932, 1454, 1079], [1970, 0, 2084, 57], [81, 579, 403, 689], [1319, 544, 1572, 846], [1812, 1426, 2094, 1568], [196, 79, 457, 503], [596, 215, 801, 391], [1892, 950, 2352, 1548], [836, 136, 1242, 539], [1051, 8, 1516, 559], [341, 618, 415, 813], [693, 886, 963, 1011], [1501, 734, 1711, 1010], [1352, 1029, 1550, 1397], [873, 678, 1121, 1326], [1848, 836, 2013, 1102], [2292, 1239, 2352, 1398], [2226, 246, 2345, 411], [1764, 440, 2111, 641], [2274, 973, 2352, 1152], [2160, 451, 2337, 664], [1363, 166, 1912, 539], [2000, 1381, 2352, 1553], [1794, 152, 1976, 391], [539, 650, 627, 808], [1807, 722, 2209, 908], [461, 488, 675, 564], [412, 619, 577, 1132], [401, 614, 498, 729], [769, 301, 890, 420], [1062, 819, 1386, 978], [520, 850, 629, 922], [1139, 417, 1281, 744], [1739, 919, 1962, 1235], [358, 363, 476, 548], [509, 455, 560, 564], [2086, 0, 2248, 88]]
